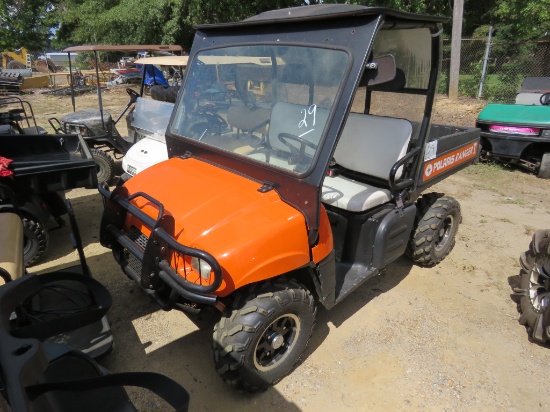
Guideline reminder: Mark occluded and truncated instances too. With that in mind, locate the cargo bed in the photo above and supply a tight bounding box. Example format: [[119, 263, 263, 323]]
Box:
[[0, 133, 97, 193]]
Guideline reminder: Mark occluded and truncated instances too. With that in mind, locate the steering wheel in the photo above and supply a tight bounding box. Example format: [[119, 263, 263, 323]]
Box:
[[540, 92, 550, 106], [188, 105, 229, 139], [126, 88, 140, 103], [278, 132, 317, 161]]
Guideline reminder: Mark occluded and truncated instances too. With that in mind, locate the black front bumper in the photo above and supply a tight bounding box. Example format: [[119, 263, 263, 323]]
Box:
[[479, 131, 543, 159], [98, 182, 223, 311]]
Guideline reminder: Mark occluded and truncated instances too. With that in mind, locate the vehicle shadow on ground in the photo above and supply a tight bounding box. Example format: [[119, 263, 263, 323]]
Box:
[[304, 257, 413, 360], [112, 157, 124, 182], [36, 251, 302, 411], [36, 190, 105, 262], [507, 272, 521, 304], [32, 204, 411, 411]]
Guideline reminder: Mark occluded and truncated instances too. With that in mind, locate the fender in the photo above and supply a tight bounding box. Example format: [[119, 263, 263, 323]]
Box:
[[0, 193, 55, 223]]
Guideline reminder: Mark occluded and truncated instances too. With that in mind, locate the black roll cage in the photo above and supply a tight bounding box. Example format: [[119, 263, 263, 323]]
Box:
[[164, 6, 447, 241]]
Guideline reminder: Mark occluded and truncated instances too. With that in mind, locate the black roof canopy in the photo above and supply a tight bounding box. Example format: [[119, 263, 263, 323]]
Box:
[[519, 77, 550, 94], [196, 4, 448, 30], [172, 4, 446, 234]]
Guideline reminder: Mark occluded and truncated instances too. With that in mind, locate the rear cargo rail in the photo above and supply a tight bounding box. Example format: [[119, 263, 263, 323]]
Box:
[[99, 183, 222, 308]]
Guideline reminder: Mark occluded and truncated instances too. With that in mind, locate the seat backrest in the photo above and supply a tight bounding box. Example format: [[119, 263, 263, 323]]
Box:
[[0, 212, 24, 283], [268, 102, 330, 155], [228, 106, 271, 133], [515, 92, 542, 106], [333, 113, 412, 180]]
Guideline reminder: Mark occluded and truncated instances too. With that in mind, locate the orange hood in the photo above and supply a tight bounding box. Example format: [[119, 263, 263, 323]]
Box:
[[122, 157, 311, 296]]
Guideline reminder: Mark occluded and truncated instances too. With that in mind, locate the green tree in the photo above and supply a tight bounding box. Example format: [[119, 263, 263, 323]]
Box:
[[54, 0, 306, 50], [493, 0, 550, 41], [51, 0, 550, 51], [0, 0, 58, 50]]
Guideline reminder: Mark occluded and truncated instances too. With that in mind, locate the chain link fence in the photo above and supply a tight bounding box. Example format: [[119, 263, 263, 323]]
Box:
[[441, 37, 550, 102], [3, 40, 550, 101]]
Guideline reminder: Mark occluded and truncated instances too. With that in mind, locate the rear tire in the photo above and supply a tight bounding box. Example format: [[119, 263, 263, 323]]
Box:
[[22, 217, 48, 267], [90, 148, 115, 185], [7, 60, 26, 69], [518, 230, 550, 343], [538, 153, 550, 179], [406, 193, 461, 267], [213, 279, 316, 392]]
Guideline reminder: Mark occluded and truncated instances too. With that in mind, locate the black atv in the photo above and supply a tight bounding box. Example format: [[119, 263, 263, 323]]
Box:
[[0, 102, 97, 266], [49, 88, 139, 185], [48, 44, 184, 185]]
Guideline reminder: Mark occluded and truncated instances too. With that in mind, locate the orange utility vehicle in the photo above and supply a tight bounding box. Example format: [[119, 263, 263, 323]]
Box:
[[99, 5, 480, 391]]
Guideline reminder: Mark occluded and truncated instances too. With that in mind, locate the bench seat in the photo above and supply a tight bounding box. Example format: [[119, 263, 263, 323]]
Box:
[[322, 175, 392, 212], [321, 113, 412, 212]]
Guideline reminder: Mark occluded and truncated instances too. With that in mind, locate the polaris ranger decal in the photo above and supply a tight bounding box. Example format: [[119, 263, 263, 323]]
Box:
[[423, 141, 478, 182]]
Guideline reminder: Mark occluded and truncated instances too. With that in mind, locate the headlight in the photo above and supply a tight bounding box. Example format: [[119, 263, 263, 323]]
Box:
[[67, 125, 87, 136], [489, 125, 540, 136], [191, 257, 212, 280]]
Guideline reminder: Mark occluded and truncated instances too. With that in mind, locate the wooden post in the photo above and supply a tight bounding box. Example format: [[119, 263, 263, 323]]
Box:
[[449, 0, 464, 100]]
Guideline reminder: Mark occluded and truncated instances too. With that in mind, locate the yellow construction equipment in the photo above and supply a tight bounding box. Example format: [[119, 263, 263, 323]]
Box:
[[1, 48, 57, 73], [1, 48, 30, 69]]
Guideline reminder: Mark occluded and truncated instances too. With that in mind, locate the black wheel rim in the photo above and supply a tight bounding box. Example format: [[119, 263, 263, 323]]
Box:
[[435, 215, 454, 252], [254, 314, 300, 371], [529, 258, 550, 312]]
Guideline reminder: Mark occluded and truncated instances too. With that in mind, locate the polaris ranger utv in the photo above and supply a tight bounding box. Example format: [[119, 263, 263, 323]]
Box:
[[100, 4, 480, 391]]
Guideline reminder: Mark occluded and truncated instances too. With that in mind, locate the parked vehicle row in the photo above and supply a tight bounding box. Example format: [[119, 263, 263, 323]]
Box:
[[6, 4, 548, 409]]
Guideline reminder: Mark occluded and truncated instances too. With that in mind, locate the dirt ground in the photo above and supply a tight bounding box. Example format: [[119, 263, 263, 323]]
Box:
[[22, 88, 550, 411]]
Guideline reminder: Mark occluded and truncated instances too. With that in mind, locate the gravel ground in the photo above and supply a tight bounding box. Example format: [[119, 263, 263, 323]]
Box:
[[19, 88, 550, 411]]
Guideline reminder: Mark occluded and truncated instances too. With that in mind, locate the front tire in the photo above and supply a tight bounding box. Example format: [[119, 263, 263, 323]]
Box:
[[538, 153, 550, 179], [518, 230, 550, 342], [90, 148, 115, 185], [406, 193, 461, 267], [22, 217, 48, 267], [213, 279, 316, 392]]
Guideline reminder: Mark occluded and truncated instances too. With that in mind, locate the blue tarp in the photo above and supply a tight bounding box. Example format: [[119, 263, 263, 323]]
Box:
[[137, 64, 169, 87]]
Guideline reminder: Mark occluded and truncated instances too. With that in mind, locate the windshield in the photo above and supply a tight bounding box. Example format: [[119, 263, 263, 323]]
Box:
[[170, 45, 349, 174]]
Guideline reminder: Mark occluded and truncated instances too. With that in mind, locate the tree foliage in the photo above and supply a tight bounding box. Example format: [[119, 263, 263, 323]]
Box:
[[3, 0, 550, 52], [0, 0, 58, 50], [53, 0, 306, 50], [492, 0, 550, 41]]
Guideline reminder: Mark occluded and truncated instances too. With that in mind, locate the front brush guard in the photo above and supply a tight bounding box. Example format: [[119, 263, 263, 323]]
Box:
[[99, 182, 222, 309]]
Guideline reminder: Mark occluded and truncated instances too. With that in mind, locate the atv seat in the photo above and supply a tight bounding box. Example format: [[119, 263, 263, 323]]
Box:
[[515, 92, 543, 106], [22, 126, 47, 135], [0, 212, 24, 283], [321, 113, 412, 212], [227, 105, 271, 137]]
